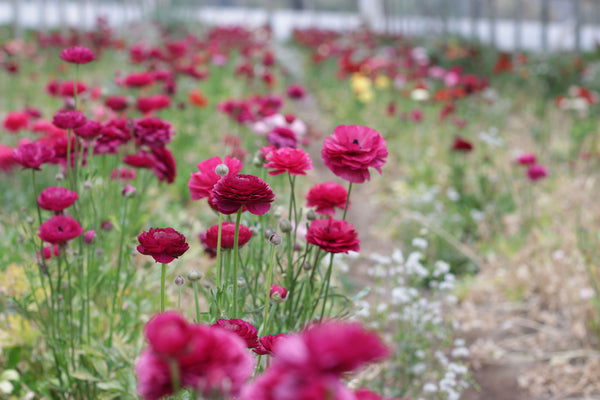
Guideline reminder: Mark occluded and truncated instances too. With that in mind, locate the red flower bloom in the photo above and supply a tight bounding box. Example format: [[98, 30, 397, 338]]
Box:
[[12, 141, 55, 170], [150, 146, 176, 184], [137, 227, 189, 263], [110, 167, 137, 181], [451, 135, 473, 152], [60, 81, 87, 97], [133, 117, 174, 148], [252, 334, 288, 356], [269, 284, 287, 302], [38, 216, 84, 244], [52, 110, 87, 130], [264, 147, 312, 176], [0, 144, 16, 172], [266, 126, 297, 149], [145, 312, 192, 358], [137, 94, 171, 114], [3, 111, 29, 133], [59, 46, 95, 64], [286, 83, 306, 99], [124, 72, 155, 88], [306, 181, 348, 215], [212, 318, 259, 348], [37, 186, 79, 212], [124, 151, 155, 169], [517, 153, 536, 165], [105, 95, 129, 112], [527, 164, 548, 181], [200, 221, 253, 250], [211, 174, 275, 215], [306, 216, 359, 254], [322, 125, 387, 183], [73, 120, 102, 139]]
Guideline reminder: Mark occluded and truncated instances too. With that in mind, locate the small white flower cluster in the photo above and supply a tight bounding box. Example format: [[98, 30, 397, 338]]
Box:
[[343, 240, 469, 399]]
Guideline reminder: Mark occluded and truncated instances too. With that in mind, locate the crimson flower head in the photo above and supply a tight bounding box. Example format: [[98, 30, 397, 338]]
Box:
[[200, 222, 253, 250], [517, 152, 536, 165], [73, 120, 102, 139], [212, 318, 259, 349], [124, 72, 156, 88], [527, 164, 548, 182], [451, 135, 473, 152], [52, 110, 87, 130], [150, 146, 176, 184], [189, 156, 243, 201], [37, 186, 79, 212], [59, 46, 96, 64], [211, 174, 275, 215], [12, 141, 55, 170], [252, 334, 288, 356], [306, 181, 348, 215], [306, 216, 359, 254], [322, 125, 387, 183], [137, 227, 189, 263], [269, 284, 287, 302], [267, 126, 297, 149], [286, 83, 306, 99], [145, 312, 192, 358], [133, 117, 174, 148], [105, 95, 129, 112], [264, 147, 313, 176], [3, 111, 29, 133], [38, 215, 84, 244]]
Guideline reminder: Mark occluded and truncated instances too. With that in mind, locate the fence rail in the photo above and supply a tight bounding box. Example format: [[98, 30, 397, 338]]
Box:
[[1, 0, 599, 52]]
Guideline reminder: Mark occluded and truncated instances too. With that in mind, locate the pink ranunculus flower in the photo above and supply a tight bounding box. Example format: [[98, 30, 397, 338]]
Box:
[[527, 164, 548, 182], [38, 216, 84, 244], [52, 110, 87, 130], [145, 312, 192, 358], [212, 318, 259, 349], [37, 186, 79, 212], [135, 349, 174, 400], [211, 174, 275, 215], [306, 181, 348, 215], [73, 120, 102, 139], [253, 334, 288, 356], [306, 216, 360, 254], [3, 111, 29, 133], [188, 155, 243, 201], [59, 46, 96, 64], [137, 227, 189, 263], [12, 141, 55, 170], [133, 117, 174, 148], [269, 284, 287, 302], [322, 125, 387, 183], [264, 147, 313, 176], [517, 153, 536, 165], [200, 222, 253, 250]]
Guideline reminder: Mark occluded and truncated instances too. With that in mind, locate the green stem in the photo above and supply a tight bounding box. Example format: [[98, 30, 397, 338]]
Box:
[[261, 242, 277, 336], [319, 253, 335, 322], [342, 182, 353, 220], [232, 208, 243, 318], [161, 263, 167, 312], [108, 196, 129, 346], [193, 281, 201, 322], [215, 212, 224, 291]]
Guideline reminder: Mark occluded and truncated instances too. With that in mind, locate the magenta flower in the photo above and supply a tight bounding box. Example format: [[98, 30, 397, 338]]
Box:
[[266, 126, 297, 149], [73, 120, 102, 139], [133, 117, 174, 148], [137, 227, 189, 263], [59, 46, 96, 64], [12, 141, 55, 170], [451, 135, 473, 152], [3, 111, 29, 133], [150, 146, 176, 184], [37, 186, 79, 212], [211, 174, 275, 215], [264, 147, 313, 176], [527, 164, 548, 181], [253, 334, 288, 356], [188, 155, 244, 201], [306, 216, 360, 254], [38, 216, 84, 244], [322, 125, 387, 183], [517, 153, 536, 165], [145, 312, 192, 358], [212, 318, 259, 349], [306, 181, 349, 215], [269, 284, 288, 302], [52, 110, 87, 130], [200, 222, 253, 250]]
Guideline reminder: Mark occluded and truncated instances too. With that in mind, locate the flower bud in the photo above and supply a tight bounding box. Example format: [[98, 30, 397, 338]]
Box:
[[252, 154, 262, 168], [83, 180, 93, 190], [122, 184, 136, 198], [306, 209, 317, 221], [84, 230, 96, 244], [187, 269, 204, 282], [269, 233, 282, 246], [56, 172, 65, 182], [264, 227, 275, 240], [215, 164, 229, 177], [26, 216, 35, 225], [270, 284, 287, 303], [174, 274, 185, 286], [302, 262, 312, 271], [101, 220, 113, 231], [279, 219, 292, 233]]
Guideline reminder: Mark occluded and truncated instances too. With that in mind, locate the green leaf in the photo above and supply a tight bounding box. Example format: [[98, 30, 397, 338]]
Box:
[[97, 381, 124, 391], [71, 370, 100, 382]]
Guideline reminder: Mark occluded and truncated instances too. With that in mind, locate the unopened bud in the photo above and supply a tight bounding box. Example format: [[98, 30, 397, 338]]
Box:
[[306, 210, 317, 221], [270, 284, 288, 303], [26, 216, 35, 225], [84, 230, 96, 244], [56, 172, 65, 182], [122, 184, 136, 198], [187, 269, 204, 282], [174, 275, 185, 286], [279, 219, 292, 233], [215, 164, 229, 177], [264, 227, 275, 240], [269, 233, 282, 246], [302, 262, 312, 271], [83, 180, 93, 190]]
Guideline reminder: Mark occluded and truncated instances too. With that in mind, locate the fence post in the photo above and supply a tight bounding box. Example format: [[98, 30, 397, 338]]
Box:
[[573, 0, 581, 54], [540, 0, 549, 52], [441, 0, 448, 36], [470, 0, 480, 41], [11, 0, 21, 39]]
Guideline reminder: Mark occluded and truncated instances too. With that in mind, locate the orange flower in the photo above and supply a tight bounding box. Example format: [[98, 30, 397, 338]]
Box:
[[188, 89, 208, 108]]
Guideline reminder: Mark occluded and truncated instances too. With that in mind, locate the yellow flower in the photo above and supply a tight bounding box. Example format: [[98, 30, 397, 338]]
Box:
[[0, 264, 29, 299], [351, 73, 372, 94], [0, 313, 39, 348], [374, 75, 390, 89], [357, 89, 374, 103]]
